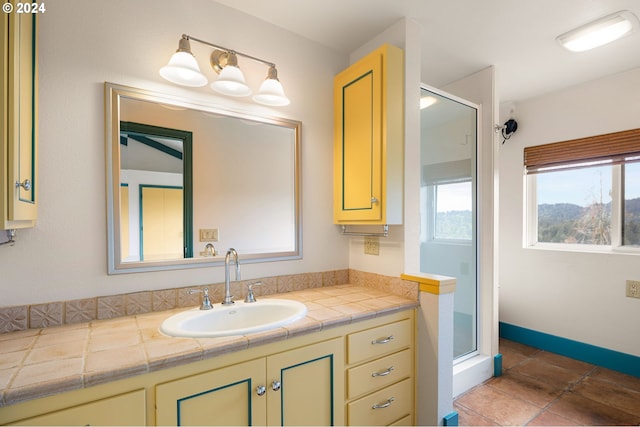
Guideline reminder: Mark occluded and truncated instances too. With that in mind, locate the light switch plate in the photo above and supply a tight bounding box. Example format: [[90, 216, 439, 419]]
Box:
[[199, 228, 219, 242], [364, 236, 379, 255]]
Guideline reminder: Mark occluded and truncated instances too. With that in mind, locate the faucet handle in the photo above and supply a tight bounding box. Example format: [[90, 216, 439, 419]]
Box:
[[188, 287, 214, 310], [244, 282, 262, 303]]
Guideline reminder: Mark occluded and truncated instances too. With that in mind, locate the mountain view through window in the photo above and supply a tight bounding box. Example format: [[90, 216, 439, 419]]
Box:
[[536, 163, 640, 246]]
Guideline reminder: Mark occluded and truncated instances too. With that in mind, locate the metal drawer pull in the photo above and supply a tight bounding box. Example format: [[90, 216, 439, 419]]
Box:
[[371, 335, 394, 345], [256, 385, 266, 396], [372, 397, 395, 409], [272, 380, 281, 391], [372, 366, 394, 377]]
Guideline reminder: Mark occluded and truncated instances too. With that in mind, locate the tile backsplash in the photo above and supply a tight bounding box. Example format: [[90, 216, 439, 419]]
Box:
[[0, 269, 418, 334]]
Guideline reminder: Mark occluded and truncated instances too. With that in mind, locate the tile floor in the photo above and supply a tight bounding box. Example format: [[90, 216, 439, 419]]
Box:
[[454, 339, 640, 426]]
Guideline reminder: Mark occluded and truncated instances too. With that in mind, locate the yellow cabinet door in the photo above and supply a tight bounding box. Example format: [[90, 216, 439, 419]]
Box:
[[140, 185, 183, 261], [266, 338, 344, 426], [155, 358, 266, 426], [12, 389, 145, 426], [333, 44, 403, 225], [1, 4, 37, 229], [334, 49, 381, 222]]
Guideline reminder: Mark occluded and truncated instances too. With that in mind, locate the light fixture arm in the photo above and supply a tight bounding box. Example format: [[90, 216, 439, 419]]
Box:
[[182, 34, 276, 68]]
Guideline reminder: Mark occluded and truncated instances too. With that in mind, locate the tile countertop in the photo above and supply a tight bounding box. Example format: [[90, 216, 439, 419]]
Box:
[[0, 285, 417, 407]]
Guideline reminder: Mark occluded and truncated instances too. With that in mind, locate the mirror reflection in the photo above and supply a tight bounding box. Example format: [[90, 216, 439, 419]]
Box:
[[105, 83, 301, 274], [119, 121, 193, 262]]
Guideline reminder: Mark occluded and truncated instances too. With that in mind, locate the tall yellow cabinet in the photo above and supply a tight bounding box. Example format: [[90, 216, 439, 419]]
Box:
[[333, 44, 403, 225], [1, 3, 37, 230]]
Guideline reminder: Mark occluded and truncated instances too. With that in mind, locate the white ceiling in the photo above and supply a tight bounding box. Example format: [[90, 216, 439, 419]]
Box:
[[214, 0, 640, 104]]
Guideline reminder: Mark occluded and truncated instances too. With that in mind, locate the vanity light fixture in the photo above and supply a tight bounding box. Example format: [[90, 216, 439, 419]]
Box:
[[159, 37, 208, 87], [160, 34, 290, 106], [556, 10, 639, 52]]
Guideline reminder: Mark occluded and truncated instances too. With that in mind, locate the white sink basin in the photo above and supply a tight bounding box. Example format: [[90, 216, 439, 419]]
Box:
[[160, 299, 307, 338]]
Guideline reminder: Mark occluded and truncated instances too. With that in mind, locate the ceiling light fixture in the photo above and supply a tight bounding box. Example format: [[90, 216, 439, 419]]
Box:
[[160, 34, 290, 106], [556, 10, 639, 52]]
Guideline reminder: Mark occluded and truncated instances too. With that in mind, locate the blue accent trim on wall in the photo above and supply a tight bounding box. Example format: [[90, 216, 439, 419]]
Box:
[[443, 411, 459, 426], [494, 353, 503, 377], [500, 322, 640, 378]]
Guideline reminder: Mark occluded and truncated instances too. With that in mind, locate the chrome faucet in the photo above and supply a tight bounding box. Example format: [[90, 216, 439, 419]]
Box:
[[223, 248, 240, 305], [188, 287, 213, 310]]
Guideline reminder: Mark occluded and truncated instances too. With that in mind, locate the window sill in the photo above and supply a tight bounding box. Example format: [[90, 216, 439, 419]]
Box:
[[525, 242, 640, 255]]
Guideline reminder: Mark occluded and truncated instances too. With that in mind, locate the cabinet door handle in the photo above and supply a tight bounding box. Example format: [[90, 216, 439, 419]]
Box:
[[372, 397, 395, 409], [371, 196, 378, 203], [371, 335, 394, 344], [271, 380, 281, 391], [15, 179, 31, 191], [256, 385, 266, 396], [371, 366, 394, 377]]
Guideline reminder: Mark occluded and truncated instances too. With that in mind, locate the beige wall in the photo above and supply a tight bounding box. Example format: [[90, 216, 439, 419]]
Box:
[[0, 0, 350, 306]]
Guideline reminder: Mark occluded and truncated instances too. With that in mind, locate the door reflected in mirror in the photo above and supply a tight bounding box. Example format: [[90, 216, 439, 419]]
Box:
[[105, 83, 301, 274], [119, 121, 193, 262]]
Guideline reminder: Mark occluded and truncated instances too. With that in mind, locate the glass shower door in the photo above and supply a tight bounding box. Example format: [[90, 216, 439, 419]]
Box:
[[419, 86, 478, 360]]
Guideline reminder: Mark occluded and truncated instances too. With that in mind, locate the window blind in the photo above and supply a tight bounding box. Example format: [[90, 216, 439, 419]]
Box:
[[524, 128, 640, 174]]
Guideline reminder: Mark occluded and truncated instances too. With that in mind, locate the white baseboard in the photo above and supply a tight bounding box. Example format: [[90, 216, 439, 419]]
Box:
[[453, 354, 493, 397]]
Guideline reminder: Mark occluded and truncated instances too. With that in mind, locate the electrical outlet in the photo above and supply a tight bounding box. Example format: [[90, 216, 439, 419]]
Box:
[[364, 236, 379, 255], [626, 280, 640, 299], [199, 228, 219, 242]]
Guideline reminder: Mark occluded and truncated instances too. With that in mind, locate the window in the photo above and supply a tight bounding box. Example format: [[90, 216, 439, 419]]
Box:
[[525, 128, 640, 251], [624, 161, 640, 245], [536, 165, 612, 245]]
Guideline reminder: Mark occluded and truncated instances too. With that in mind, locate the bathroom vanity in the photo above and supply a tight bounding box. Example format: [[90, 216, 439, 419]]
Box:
[[0, 286, 416, 426]]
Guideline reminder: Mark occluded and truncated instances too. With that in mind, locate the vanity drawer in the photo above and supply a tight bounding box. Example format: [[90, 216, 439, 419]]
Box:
[[347, 349, 411, 399], [347, 319, 411, 364], [347, 378, 412, 426]]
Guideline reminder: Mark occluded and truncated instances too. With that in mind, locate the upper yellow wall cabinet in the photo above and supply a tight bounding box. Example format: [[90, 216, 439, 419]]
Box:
[[1, 5, 38, 230], [334, 44, 404, 225]]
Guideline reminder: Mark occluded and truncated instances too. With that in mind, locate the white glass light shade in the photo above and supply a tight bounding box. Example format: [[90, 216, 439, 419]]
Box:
[[211, 65, 252, 97], [253, 78, 290, 106], [557, 10, 639, 52], [160, 51, 208, 87]]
